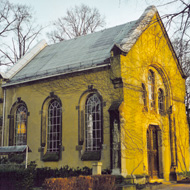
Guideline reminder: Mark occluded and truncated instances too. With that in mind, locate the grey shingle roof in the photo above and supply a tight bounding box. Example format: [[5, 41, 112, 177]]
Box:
[[4, 6, 158, 87]]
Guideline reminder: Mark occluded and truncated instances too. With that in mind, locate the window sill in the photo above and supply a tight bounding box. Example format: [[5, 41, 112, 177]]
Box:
[[42, 152, 59, 162], [81, 151, 101, 161]]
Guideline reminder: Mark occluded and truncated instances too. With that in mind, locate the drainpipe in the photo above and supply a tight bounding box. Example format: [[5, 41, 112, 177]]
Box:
[[25, 146, 28, 169], [168, 105, 177, 181], [1, 88, 6, 147]]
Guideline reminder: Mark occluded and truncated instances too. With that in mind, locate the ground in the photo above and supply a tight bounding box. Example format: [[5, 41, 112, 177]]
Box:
[[137, 182, 190, 190], [155, 183, 190, 190]]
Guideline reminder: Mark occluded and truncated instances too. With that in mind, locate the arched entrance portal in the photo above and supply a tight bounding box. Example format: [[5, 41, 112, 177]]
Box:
[[147, 125, 162, 179]]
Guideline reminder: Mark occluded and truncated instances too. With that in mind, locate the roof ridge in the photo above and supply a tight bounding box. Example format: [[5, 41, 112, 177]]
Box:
[[118, 5, 158, 52], [48, 22, 132, 47]]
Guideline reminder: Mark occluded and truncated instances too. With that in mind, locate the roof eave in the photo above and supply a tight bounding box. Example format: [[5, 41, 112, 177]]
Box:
[[2, 61, 110, 88]]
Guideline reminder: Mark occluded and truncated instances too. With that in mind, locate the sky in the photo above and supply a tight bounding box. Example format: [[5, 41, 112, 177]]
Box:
[[9, 0, 151, 27], [7, 0, 179, 41], [0, 0, 182, 72]]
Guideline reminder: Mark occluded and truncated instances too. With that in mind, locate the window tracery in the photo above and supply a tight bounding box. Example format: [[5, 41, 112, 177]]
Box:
[[148, 70, 155, 109], [15, 105, 27, 145], [85, 93, 102, 151]]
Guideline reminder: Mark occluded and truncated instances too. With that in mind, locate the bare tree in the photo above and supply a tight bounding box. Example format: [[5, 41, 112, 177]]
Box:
[[124, 0, 190, 67], [160, 1, 190, 40], [0, 1, 43, 66], [124, 0, 190, 41], [0, 0, 17, 37], [47, 4, 106, 43], [157, 1, 190, 72], [172, 38, 190, 75]]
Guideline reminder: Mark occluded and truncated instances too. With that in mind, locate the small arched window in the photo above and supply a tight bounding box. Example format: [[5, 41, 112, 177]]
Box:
[[47, 99, 62, 152], [85, 93, 102, 151], [148, 70, 155, 108], [142, 83, 147, 108], [15, 105, 27, 145], [9, 100, 28, 146], [158, 89, 164, 114]]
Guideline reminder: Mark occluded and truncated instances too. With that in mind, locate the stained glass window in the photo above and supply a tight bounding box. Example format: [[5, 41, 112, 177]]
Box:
[[15, 105, 27, 145]]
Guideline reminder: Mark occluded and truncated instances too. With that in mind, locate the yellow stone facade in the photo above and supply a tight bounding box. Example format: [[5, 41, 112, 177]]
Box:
[[117, 13, 189, 180]]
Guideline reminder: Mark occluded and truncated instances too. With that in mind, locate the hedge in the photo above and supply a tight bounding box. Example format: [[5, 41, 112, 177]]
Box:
[[0, 161, 93, 189], [0, 159, 112, 189], [43, 175, 116, 190]]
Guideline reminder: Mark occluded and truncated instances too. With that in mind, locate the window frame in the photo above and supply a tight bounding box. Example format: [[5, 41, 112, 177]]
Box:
[[148, 70, 155, 109], [158, 88, 164, 114], [78, 90, 103, 161], [9, 100, 28, 147], [142, 83, 147, 109], [85, 93, 102, 152], [41, 93, 62, 162], [47, 99, 62, 153], [15, 104, 28, 146]]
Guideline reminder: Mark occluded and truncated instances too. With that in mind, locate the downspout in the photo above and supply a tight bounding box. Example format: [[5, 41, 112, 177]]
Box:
[[25, 146, 28, 169], [168, 105, 177, 181], [1, 88, 6, 147]]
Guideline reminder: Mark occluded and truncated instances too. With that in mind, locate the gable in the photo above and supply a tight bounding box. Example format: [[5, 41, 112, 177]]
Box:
[[118, 11, 186, 101], [116, 8, 185, 80]]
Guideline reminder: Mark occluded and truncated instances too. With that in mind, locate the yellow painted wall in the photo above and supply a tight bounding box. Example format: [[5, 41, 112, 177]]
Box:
[[118, 13, 189, 180], [3, 68, 123, 170]]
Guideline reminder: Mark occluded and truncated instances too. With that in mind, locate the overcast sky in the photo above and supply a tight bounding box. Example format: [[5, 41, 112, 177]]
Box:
[[8, 0, 152, 27], [7, 0, 179, 41]]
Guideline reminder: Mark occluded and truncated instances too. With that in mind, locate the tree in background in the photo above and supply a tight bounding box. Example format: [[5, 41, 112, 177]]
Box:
[[124, 0, 190, 69], [158, 0, 190, 74], [47, 4, 106, 43], [172, 38, 190, 75], [124, 0, 190, 43], [0, 0, 16, 37], [0, 0, 43, 67]]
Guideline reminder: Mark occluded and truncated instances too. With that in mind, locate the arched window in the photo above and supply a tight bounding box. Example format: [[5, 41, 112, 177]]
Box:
[[41, 93, 62, 162], [142, 83, 147, 108], [85, 93, 102, 151], [15, 105, 27, 145], [9, 99, 28, 146], [158, 89, 164, 114], [148, 70, 155, 108], [47, 99, 62, 152]]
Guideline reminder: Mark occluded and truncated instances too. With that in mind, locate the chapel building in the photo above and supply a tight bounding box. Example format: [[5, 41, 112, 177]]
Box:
[[0, 6, 188, 181]]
